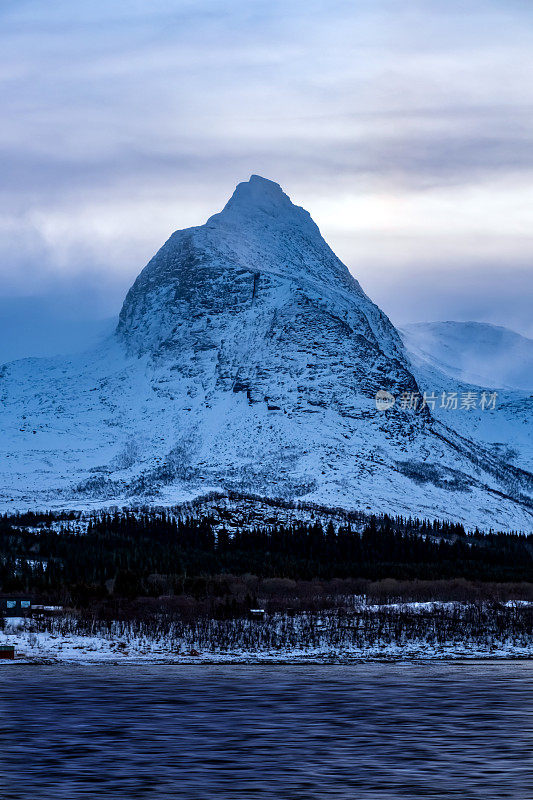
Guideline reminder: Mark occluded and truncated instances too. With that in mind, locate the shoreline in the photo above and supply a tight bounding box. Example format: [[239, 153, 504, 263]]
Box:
[[3, 603, 532, 665], [4, 649, 532, 666]]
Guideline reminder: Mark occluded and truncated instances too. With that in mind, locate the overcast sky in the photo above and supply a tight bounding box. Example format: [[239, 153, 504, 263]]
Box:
[[1, 0, 532, 337]]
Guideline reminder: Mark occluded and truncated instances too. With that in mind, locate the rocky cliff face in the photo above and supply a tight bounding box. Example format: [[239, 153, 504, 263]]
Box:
[[0, 176, 531, 529], [117, 175, 419, 419]]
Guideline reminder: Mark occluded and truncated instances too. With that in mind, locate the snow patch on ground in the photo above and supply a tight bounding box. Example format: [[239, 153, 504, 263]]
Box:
[[3, 603, 531, 664]]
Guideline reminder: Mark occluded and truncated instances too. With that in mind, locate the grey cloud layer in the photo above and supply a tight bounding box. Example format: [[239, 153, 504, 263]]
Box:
[[1, 0, 532, 333]]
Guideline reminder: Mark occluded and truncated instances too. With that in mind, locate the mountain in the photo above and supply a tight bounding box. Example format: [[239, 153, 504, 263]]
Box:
[[1, 176, 532, 530], [401, 321, 533, 392], [401, 321, 533, 479]]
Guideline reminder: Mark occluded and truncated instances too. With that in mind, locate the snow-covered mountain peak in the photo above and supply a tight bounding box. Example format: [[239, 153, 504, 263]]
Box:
[[220, 174, 289, 211], [1, 178, 531, 530], [208, 174, 313, 227], [117, 176, 386, 358]]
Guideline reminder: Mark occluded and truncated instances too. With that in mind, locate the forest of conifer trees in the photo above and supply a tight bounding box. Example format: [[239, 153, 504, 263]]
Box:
[[1, 507, 532, 609]]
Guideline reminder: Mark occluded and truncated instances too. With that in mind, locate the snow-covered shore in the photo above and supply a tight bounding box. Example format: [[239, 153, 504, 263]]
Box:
[[4, 634, 532, 665], [3, 603, 532, 664]]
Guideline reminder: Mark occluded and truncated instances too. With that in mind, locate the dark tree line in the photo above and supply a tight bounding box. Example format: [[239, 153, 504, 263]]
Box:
[[0, 508, 532, 606]]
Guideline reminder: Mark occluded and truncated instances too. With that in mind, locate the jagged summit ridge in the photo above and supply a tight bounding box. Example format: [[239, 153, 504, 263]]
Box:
[[216, 174, 292, 212], [208, 174, 314, 225], [117, 175, 399, 362], [119, 173, 361, 315]]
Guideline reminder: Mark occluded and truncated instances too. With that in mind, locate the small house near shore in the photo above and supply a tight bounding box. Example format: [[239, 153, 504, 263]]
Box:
[[0, 595, 33, 617]]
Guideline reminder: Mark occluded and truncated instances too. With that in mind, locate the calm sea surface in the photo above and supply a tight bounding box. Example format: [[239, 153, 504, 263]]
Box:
[[0, 662, 531, 799]]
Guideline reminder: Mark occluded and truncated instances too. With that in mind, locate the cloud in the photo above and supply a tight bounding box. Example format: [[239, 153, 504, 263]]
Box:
[[1, 0, 532, 333]]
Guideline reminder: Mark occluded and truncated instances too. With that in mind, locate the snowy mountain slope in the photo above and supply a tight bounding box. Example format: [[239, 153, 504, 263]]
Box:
[[401, 322, 533, 391], [0, 176, 532, 530], [401, 323, 533, 475]]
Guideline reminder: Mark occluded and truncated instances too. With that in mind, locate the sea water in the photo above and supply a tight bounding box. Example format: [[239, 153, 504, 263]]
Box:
[[0, 662, 531, 799]]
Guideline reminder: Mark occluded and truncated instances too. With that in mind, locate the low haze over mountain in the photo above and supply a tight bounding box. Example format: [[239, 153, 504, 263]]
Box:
[[401, 322, 533, 393]]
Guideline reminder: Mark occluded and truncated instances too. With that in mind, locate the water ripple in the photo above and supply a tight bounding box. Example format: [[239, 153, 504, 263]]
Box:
[[0, 662, 531, 799]]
